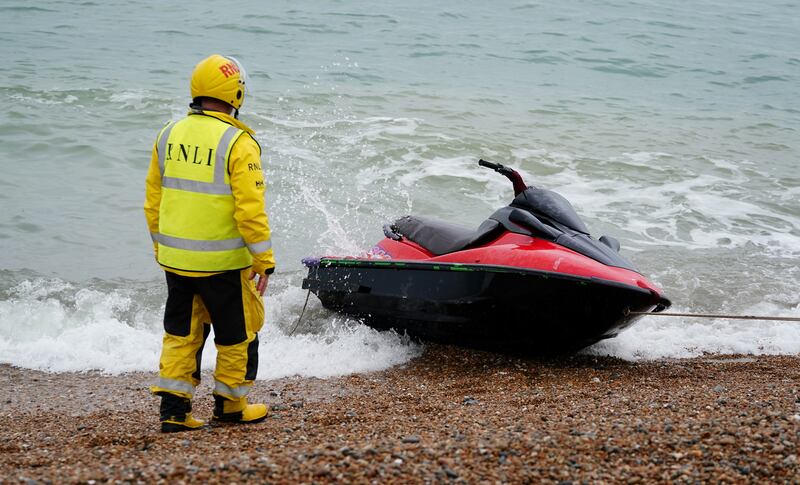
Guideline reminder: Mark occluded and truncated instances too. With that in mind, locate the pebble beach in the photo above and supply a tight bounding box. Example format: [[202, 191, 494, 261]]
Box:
[[2, 345, 798, 484]]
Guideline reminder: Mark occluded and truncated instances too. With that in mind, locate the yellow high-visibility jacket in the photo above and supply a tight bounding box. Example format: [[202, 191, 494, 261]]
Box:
[[144, 110, 275, 277]]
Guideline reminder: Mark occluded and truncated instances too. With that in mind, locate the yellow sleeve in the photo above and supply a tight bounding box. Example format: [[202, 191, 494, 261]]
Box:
[[229, 132, 276, 274], [143, 142, 162, 257]]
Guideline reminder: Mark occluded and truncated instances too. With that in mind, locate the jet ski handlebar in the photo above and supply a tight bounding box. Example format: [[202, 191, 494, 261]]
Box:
[[478, 159, 528, 196]]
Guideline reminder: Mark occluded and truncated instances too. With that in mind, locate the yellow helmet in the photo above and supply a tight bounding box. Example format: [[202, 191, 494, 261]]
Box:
[[190, 54, 248, 110]]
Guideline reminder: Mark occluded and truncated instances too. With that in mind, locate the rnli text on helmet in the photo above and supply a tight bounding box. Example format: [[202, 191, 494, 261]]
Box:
[[219, 62, 240, 79]]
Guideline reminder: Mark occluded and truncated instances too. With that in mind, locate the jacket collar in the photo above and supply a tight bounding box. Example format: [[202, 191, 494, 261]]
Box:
[[188, 109, 255, 136]]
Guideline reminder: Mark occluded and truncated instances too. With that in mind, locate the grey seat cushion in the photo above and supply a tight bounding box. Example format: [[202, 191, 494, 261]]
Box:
[[392, 216, 502, 256]]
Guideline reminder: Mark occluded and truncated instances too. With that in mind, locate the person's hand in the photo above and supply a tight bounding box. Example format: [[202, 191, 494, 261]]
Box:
[[249, 271, 269, 296]]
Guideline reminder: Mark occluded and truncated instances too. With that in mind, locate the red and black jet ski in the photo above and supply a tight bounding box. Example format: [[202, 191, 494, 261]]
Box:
[[302, 159, 670, 353]]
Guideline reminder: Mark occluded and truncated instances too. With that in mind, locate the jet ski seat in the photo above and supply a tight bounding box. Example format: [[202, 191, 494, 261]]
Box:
[[391, 216, 503, 256]]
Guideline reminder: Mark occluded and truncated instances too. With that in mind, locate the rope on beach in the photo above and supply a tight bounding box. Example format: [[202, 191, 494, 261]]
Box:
[[626, 310, 800, 322], [288, 289, 312, 336]]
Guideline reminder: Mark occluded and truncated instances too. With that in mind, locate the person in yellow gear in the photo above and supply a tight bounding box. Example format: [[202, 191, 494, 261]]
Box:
[[144, 54, 274, 433]]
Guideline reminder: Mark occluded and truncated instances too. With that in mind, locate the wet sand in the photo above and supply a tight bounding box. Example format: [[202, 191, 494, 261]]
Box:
[[1, 345, 798, 484]]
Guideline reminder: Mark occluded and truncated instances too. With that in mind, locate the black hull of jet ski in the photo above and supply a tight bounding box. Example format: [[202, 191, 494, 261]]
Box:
[[303, 260, 666, 353]]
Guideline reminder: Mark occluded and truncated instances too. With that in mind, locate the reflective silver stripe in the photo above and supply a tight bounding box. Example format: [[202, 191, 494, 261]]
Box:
[[153, 232, 245, 251], [214, 126, 241, 184], [162, 176, 232, 195], [157, 122, 176, 177], [214, 380, 251, 399], [150, 231, 157, 242], [246, 239, 272, 254], [160, 123, 241, 193], [156, 377, 195, 396]]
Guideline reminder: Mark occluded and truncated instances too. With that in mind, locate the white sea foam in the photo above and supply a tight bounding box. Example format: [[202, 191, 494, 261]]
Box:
[[286, 143, 800, 259], [0, 277, 421, 377], [353, 154, 511, 207], [8, 93, 65, 106], [621, 151, 674, 166], [109, 90, 147, 107], [401, 150, 799, 258], [355, 117, 419, 140], [511, 147, 579, 171], [504, 150, 800, 256], [299, 185, 366, 256], [0, 281, 161, 373], [2, 277, 797, 376], [258, 115, 417, 137], [587, 302, 800, 360]]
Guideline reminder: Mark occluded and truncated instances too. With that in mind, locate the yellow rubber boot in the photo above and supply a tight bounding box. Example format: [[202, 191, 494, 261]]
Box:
[[212, 395, 268, 424], [162, 412, 205, 433], [158, 393, 206, 433]]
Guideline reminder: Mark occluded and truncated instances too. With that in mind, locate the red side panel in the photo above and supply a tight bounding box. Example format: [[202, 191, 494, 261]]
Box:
[[377, 238, 434, 259], [375, 233, 665, 296]]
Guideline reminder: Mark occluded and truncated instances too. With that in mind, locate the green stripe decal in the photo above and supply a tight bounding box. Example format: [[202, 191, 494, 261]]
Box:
[[311, 257, 648, 294]]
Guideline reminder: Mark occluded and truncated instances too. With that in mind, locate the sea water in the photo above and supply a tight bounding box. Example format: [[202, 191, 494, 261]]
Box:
[[0, 1, 798, 376]]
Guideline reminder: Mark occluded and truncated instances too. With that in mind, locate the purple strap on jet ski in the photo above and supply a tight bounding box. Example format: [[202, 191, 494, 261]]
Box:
[[301, 257, 321, 268]]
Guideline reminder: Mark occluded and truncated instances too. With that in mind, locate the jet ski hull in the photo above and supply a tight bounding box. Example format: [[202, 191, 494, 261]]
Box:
[[303, 259, 668, 353]]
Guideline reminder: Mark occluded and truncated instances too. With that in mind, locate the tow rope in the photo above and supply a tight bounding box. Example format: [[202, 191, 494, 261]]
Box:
[[286, 291, 800, 336], [288, 289, 312, 336], [626, 309, 800, 322]]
